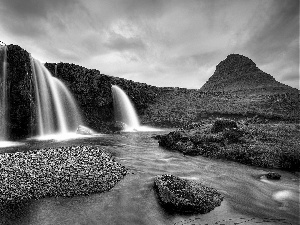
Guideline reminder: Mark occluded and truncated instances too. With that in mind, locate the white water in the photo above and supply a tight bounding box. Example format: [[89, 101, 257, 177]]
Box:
[[0, 45, 7, 141], [31, 59, 83, 138], [111, 85, 161, 132]]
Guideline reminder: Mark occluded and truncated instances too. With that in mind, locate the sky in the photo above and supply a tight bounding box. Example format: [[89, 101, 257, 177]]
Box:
[[0, 0, 299, 89]]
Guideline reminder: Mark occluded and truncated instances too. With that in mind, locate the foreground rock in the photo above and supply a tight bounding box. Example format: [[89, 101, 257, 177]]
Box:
[[0, 145, 127, 204], [154, 174, 223, 214], [158, 120, 300, 171]]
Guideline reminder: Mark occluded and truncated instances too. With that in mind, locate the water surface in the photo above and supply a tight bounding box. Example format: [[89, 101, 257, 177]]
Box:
[[1, 132, 299, 225]]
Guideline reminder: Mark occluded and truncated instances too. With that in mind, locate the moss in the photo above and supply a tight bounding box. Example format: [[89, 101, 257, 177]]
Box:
[[158, 121, 300, 171]]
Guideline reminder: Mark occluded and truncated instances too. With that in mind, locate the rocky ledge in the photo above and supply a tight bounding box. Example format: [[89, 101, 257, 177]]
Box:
[[0, 145, 127, 204], [157, 120, 300, 171], [154, 174, 223, 214]]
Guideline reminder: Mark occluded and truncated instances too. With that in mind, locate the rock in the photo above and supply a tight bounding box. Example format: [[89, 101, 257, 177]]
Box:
[[110, 121, 127, 132], [151, 134, 162, 140], [76, 125, 94, 135], [265, 172, 281, 180], [211, 119, 238, 133], [0, 145, 127, 204], [154, 174, 223, 214]]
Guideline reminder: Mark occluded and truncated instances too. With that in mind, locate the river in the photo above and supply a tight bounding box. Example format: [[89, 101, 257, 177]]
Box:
[[1, 131, 299, 225]]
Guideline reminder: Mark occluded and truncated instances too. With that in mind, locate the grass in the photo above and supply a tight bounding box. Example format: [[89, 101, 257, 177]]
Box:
[[158, 121, 300, 171]]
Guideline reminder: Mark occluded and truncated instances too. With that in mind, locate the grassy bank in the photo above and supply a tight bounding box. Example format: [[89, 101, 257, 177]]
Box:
[[158, 121, 300, 171], [0, 145, 127, 204]]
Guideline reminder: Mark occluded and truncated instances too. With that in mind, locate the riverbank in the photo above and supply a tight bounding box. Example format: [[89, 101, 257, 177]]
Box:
[[157, 120, 300, 171], [0, 145, 127, 205]]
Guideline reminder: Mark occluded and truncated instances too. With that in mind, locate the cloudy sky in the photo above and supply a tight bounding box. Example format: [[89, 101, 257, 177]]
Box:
[[0, 0, 299, 89]]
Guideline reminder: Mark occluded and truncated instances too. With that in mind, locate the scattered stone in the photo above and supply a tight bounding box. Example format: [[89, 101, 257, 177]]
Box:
[[76, 125, 94, 135], [265, 172, 281, 180], [154, 174, 224, 214], [0, 145, 127, 204]]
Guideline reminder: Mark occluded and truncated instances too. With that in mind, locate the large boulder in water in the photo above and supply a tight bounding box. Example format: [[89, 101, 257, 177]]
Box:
[[154, 174, 224, 214], [76, 125, 94, 135]]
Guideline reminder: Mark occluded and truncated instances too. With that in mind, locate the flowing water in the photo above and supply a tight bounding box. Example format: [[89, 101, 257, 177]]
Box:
[[31, 58, 83, 137], [0, 45, 8, 141], [111, 85, 161, 132], [1, 132, 299, 225]]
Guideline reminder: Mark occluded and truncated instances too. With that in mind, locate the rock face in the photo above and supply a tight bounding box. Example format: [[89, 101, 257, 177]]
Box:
[[200, 54, 292, 93], [154, 174, 223, 214], [44, 62, 160, 133], [4, 45, 36, 140]]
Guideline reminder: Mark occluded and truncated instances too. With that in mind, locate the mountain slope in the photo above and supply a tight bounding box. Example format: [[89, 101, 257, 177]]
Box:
[[200, 54, 295, 93]]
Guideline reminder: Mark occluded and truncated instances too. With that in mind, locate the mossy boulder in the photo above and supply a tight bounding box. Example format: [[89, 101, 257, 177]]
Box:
[[154, 174, 223, 214]]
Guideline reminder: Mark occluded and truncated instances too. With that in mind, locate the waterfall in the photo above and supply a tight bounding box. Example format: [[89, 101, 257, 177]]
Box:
[[31, 58, 83, 138], [112, 85, 140, 130], [111, 85, 160, 132], [0, 45, 8, 141]]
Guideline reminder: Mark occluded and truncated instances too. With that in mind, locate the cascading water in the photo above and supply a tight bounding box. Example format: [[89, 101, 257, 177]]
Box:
[[112, 85, 140, 131], [111, 85, 160, 132], [31, 58, 83, 138], [0, 45, 8, 141]]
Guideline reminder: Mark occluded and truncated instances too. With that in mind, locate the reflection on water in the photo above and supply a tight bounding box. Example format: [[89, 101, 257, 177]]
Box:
[[0, 132, 299, 225]]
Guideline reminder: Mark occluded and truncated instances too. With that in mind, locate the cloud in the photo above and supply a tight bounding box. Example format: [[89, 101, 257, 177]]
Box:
[[0, 0, 298, 89]]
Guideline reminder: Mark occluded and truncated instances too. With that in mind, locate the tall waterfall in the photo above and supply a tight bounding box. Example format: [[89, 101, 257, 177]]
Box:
[[0, 45, 8, 141], [31, 58, 83, 137]]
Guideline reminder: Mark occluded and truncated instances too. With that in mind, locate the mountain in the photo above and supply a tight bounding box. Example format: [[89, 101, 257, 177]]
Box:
[[200, 54, 295, 93]]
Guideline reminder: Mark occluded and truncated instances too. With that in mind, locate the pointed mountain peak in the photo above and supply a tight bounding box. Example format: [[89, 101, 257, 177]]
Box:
[[200, 54, 293, 93]]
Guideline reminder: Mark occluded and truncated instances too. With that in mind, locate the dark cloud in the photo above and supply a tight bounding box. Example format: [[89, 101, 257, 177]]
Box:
[[0, 0, 82, 37], [243, 0, 299, 64], [1, 0, 79, 18]]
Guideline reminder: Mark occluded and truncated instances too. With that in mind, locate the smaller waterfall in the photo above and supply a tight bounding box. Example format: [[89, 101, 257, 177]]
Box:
[[31, 58, 83, 138], [112, 85, 140, 130], [0, 45, 8, 141], [111, 85, 160, 132]]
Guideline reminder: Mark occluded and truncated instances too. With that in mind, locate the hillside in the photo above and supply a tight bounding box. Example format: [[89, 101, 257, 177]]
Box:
[[2, 45, 299, 139], [200, 54, 295, 93]]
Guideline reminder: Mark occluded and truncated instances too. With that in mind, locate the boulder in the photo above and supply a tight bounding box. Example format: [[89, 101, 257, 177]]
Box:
[[154, 174, 223, 214], [266, 172, 281, 180], [110, 121, 127, 132], [76, 125, 94, 135]]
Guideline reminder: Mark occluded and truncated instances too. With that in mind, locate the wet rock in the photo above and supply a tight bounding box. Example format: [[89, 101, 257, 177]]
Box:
[[266, 172, 281, 180], [76, 125, 94, 135], [154, 174, 223, 214], [151, 134, 162, 140], [110, 121, 127, 132]]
